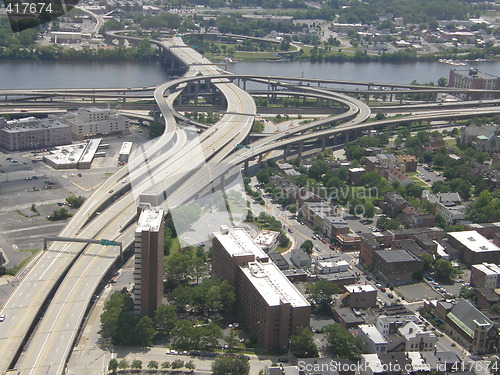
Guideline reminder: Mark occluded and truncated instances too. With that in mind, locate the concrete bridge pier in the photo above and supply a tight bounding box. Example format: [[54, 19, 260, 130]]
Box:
[[244, 160, 249, 175], [297, 141, 304, 158], [284, 144, 292, 160], [321, 135, 327, 151]]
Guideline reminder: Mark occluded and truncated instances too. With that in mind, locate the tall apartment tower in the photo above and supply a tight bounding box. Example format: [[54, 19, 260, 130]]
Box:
[[212, 225, 310, 351], [133, 205, 164, 317]]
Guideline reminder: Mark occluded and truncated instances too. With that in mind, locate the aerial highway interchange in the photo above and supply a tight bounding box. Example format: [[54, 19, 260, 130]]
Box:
[[0, 32, 499, 375]]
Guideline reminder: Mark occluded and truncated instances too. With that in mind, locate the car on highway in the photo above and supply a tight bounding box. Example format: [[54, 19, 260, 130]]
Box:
[[0, 314, 5, 322], [387, 293, 394, 298], [288, 228, 293, 233], [109, 189, 113, 193]]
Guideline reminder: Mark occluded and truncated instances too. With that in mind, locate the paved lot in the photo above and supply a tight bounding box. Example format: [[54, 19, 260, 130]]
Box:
[[0, 129, 150, 271], [395, 282, 442, 302]]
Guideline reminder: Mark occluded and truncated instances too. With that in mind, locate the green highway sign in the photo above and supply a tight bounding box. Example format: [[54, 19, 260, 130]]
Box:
[[100, 239, 118, 246]]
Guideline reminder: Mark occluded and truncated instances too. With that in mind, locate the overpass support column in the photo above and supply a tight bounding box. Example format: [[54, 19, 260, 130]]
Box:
[[243, 79, 246, 91], [244, 160, 249, 175], [284, 144, 292, 160], [321, 135, 327, 151], [297, 141, 304, 158]]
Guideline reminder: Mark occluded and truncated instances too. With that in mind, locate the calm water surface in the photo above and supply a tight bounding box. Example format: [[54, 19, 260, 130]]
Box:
[[0, 59, 498, 89]]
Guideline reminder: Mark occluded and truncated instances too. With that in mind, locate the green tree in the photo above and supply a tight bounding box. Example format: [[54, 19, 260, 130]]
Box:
[[131, 360, 142, 370], [66, 195, 86, 208], [136, 316, 155, 347], [185, 360, 196, 371], [324, 323, 365, 360], [161, 361, 171, 369], [290, 326, 318, 357], [300, 240, 314, 254], [225, 329, 240, 352], [434, 258, 456, 282], [148, 360, 159, 369], [100, 289, 138, 346], [155, 304, 177, 337], [306, 280, 340, 315], [118, 359, 129, 369], [363, 201, 375, 218], [108, 358, 118, 373], [459, 285, 475, 301], [212, 355, 250, 375], [47, 208, 72, 221], [171, 359, 184, 369]]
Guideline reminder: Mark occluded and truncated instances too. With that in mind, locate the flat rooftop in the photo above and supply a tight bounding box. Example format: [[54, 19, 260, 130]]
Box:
[[137, 207, 164, 233], [119, 141, 133, 155], [346, 284, 376, 293], [376, 249, 419, 263], [448, 231, 500, 252], [358, 324, 387, 344], [2, 117, 68, 133], [213, 226, 268, 260], [241, 261, 310, 308]]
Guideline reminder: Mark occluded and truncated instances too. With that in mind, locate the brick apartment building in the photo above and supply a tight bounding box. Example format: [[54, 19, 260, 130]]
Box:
[[212, 226, 310, 351]]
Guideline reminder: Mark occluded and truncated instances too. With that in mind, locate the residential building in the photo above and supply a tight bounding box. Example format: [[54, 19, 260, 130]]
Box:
[[447, 231, 500, 265], [315, 259, 349, 274], [60, 107, 130, 139], [388, 227, 445, 241], [254, 230, 280, 251], [359, 234, 385, 269], [269, 252, 289, 270], [396, 155, 417, 173], [449, 68, 500, 100], [349, 167, 366, 185], [211, 226, 310, 351], [470, 263, 500, 289], [475, 288, 500, 310], [341, 284, 377, 309], [0, 116, 72, 151], [373, 249, 424, 286], [464, 222, 500, 239], [435, 201, 466, 225], [238, 261, 311, 351], [133, 206, 164, 317], [445, 298, 498, 354], [397, 321, 436, 352], [336, 234, 361, 252], [357, 324, 388, 354], [332, 307, 365, 328], [290, 248, 312, 269], [381, 193, 411, 218], [376, 314, 421, 336], [323, 215, 349, 239], [212, 226, 268, 286]]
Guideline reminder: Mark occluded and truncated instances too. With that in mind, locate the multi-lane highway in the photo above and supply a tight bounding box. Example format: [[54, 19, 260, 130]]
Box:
[[6, 37, 256, 375], [0, 31, 499, 375]]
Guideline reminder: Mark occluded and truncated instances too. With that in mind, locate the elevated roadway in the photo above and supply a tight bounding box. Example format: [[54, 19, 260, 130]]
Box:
[[9, 38, 256, 375], [1, 32, 498, 375]]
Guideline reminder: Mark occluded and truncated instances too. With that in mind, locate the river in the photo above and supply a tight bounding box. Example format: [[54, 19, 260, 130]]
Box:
[[0, 59, 498, 89]]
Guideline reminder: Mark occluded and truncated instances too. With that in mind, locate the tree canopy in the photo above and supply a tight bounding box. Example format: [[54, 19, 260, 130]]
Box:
[[211, 355, 250, 375]]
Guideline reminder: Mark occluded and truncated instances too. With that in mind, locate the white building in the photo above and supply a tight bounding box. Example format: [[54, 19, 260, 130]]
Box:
[[471, 263, 500, 289], [316, 259, 349, 274], [357, 324, 388, 354], [397, 321, 436, 352], [43, 138, 102, 169], [254, 230, 279, 250], [118, 141, 133, 162], [376, 314, 421, 336], [60, 108, 129, 139]]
